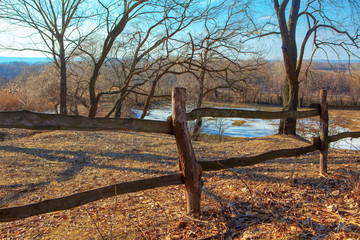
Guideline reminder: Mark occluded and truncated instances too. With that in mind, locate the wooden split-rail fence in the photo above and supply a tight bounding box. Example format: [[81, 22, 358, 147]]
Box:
[[0, 88, 360, 222]]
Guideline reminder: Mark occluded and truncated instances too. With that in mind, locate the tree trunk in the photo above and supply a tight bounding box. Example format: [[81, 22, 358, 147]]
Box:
[[59, 36, 67, 115], [278, 76, 299, 135], [320, 90, 328, 174], [72, 95, 79, 116], [140, 79, 159, 120], [274, 0, 301, 135], [192, 70, 206, 140], [87, 10, 132, 118], [192, 87, 204, 140], [88, 66, 100, 117], [114, 91, 126, 118]]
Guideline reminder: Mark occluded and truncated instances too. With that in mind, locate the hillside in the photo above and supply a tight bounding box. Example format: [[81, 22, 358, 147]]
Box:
[[0, 128, 359, 239]]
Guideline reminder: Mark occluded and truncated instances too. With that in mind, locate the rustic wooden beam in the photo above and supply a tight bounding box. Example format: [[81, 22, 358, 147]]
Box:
[[172, 88, 202, 215], [320, 90, 329, 174], [310, 104, 360, 111], [199, 140, 320, 172], [329, 131, 360, 143], [186, 108, 319, 121], [328, 105, 360, 111], [0, 110, 173, 134], [0, 173, 183, 222]]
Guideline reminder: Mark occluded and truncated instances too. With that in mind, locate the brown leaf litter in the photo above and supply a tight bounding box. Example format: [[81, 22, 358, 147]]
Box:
[[0, 128, 359, 239]]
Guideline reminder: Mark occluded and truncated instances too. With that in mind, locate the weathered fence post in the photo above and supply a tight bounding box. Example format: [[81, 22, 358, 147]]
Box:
[[320, 89, 329, 174], [171, 87, 202, 215]]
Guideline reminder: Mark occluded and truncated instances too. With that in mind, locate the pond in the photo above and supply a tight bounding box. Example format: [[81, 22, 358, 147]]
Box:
[[132, 106, 360, 150]]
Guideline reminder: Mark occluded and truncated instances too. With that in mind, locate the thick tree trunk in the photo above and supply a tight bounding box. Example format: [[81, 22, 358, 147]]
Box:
[[278, 76, 299, 135], [275, 0, 301, 135], [320, 90, 328, 174], [88, 68, 100, 117], [59, 37, 67, 115]]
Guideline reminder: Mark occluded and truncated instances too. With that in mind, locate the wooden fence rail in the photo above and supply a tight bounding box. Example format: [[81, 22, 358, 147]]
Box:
[[0, 174, 183, 222], [0, 140, 320, 222], [186, 108, 319, 121], [0, 110, 173, 134], [328, 105, 360, 110], [199, 138, 320, 171], [328, 131, 360, 143], [310, 104, 360, 111], [1, 88, 360, 222], [171, 88, 202, 214]]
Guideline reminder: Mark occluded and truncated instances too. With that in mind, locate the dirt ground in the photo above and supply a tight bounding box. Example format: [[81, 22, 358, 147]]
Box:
[[0, 125, 359, 239]]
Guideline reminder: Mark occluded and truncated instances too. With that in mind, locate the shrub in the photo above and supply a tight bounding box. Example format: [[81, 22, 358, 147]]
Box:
[[0, 92, 23, 111]]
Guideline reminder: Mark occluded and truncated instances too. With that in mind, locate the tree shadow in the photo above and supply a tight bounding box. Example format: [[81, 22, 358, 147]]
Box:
[[200, 148, 359, 189], [200, 185, 355, 239], [100, 151, 177, 166], [0, 145, 177, 206]]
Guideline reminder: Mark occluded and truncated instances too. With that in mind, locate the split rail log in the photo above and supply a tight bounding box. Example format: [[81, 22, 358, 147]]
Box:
[[171, 88, 202, 215], [199, 138, 320, 171], [328, 131, 360, 143], [0, 173, 183, 222], [310, 104, 360, 111], [320, 90, 329, 174], [2, 88, 360, 223], [328, 105, 360, 110], [187, 108, 319, 121], [0, 110, 173, 134]]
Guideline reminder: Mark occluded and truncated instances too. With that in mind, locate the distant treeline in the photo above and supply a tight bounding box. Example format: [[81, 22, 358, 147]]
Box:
[[0, 62, 39, 83], [0, 59, 359, 115]]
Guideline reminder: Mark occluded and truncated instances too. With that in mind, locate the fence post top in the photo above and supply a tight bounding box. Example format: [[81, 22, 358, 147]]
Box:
[[172, 87, 186, 93]]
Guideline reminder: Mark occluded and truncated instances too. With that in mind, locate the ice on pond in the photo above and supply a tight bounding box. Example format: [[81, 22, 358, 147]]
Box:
[[199, 117, 278, 138], [132, 106, 359, 150]]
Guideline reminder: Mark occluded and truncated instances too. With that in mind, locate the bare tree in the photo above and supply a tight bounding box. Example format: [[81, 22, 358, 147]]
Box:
[[0, 0, 97, 115], [180, 0, 262, 138], [89, 0, 259, 121], [81, 0, 204, 117], [66, 61, 91, 115], [91, 7, 198, 118], [246, 0, 360, 134]]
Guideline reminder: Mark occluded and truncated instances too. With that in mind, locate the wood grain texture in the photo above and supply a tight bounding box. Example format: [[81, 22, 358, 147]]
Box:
[[311, 104, 360, 111], [329, 131, 360, 143], [186, 108, 319, 121], [0, 173, 184, 222], [172, 88, 202, 215], [328, 105, 360, 110], [199, 142, 320, 172], [0, 110, 173, 134], [320, 90, 329, 174]]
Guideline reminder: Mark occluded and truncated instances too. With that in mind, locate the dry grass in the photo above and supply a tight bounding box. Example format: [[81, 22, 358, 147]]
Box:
[[0, 128, 359, 239], [0, 91, 53, 112], [330, 109, 360, 131], [0, 92, 23, 111], [0, 105, 360, 239]]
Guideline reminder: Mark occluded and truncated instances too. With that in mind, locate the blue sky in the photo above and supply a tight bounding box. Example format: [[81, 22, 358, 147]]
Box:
[[0, 0, 359, 62]]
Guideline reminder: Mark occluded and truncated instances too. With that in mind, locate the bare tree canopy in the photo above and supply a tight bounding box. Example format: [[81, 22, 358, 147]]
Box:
[[0, 0, 99, 115], [82, 0, 209, 117], [245, 0, 360, 134], [175, 0, 263, 138]]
